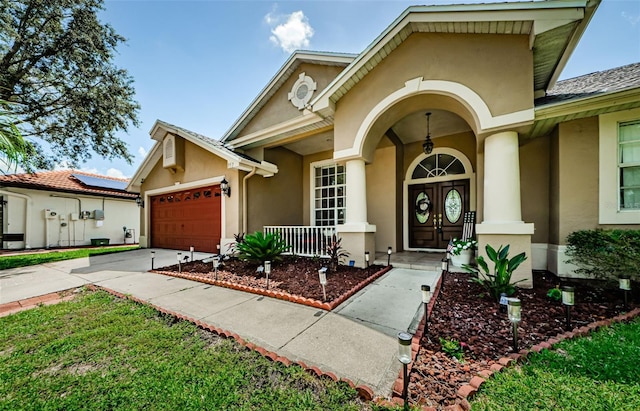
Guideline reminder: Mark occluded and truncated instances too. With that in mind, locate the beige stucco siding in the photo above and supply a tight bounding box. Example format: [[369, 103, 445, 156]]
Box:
[[247, 147, 303, 233], [333, 33, 533, 154], [520, 135, 550, 244], [239, 64, 345, 138], [366, 144, 396, 251]]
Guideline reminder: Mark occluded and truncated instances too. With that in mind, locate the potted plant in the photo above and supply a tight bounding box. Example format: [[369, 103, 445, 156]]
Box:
[[449, 238, 477, 267]]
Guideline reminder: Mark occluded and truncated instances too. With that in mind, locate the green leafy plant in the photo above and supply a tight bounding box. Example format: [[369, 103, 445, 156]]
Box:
[[547, 286, 562, 302], [566, 229, 640, 282], [235, 231, 290, 264], [450, 238, 478, 256], [464, 244, 527, 301], [439, 337, 464, 361], [326, 235, 349, 272]]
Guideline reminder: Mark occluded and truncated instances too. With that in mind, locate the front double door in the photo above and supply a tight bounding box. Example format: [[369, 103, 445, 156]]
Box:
[[409, 179, 470, 249]]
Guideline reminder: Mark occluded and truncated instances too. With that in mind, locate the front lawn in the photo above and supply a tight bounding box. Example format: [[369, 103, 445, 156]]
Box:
[[0, 291, 372, 410], [471, 318, 640, 411], [0, 246, 139, 270]]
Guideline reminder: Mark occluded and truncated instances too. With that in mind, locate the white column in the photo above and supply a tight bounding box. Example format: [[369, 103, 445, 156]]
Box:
[[345, 159, 368, 224], [483, 131, 522, 223]]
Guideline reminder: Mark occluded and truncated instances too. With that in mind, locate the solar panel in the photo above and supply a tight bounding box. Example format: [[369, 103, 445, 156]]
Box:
[[72, 174, 128, 191]]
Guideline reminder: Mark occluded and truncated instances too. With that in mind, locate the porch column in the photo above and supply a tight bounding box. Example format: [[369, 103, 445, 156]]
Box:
[[336, 158, 376, 268], [476, 131, 534, 287]]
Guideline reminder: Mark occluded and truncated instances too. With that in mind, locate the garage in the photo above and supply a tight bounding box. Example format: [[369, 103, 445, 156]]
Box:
[[150, 185, 221, 253]]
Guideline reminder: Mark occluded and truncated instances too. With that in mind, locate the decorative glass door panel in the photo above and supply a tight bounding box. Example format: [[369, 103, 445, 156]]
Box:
[[409, 179, 470, 249]]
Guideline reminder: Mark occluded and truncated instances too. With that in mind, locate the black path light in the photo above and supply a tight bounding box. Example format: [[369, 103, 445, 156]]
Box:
[[397, 332, 413, 410], [387, 246, 392, 266], [177, 252, 182, 273], [365, 251, 370, 268], [619, 275, 631, 310], [562, 286, 575, 330], [151, 250, 155, 270], [318, 267, 328, 301], [421, 285, 431, 338], [507, 298, 521, 352], [264, 260, 271, 290]]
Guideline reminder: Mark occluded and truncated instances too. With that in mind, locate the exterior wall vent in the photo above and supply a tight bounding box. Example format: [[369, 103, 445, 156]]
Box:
[[162, 134, 185, 173]]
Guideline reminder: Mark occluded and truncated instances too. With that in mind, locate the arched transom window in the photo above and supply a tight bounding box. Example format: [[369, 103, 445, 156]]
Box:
[[411, 153, 466, 179]]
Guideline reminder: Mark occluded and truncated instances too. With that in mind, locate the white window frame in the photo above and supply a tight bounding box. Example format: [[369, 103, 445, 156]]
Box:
[[599, 108, 640, 224], [309, 159, 346, 227]]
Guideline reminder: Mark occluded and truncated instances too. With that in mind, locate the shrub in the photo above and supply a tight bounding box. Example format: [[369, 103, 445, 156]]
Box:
[[566, 229, 640, 282], [464, 244, 527, 301], [235, 231, 290, 264], [547, 287, 562, 302], [439, 337, 464, 361], [326, 235, 349, 272]]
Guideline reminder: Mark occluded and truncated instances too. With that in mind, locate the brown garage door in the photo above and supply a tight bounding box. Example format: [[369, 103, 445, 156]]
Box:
[[150, 185, 221, 253]]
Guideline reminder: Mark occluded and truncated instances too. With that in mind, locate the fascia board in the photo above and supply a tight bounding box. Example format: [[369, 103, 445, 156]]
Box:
[[126, 141, 161, 192], [227, 112, 327, 149], [535, 87, 640, 120]]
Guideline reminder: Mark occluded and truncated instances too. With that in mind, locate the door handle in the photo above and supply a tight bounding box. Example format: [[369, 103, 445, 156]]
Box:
[[437, 213, 443, 233]]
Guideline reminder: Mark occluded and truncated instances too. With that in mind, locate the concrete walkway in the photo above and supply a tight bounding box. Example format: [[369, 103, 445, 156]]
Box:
[[0, 248, 440, 395]]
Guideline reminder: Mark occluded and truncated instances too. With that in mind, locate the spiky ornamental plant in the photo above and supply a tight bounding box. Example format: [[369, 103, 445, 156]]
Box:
[[235, 231, 290, 264], [464, 244, 527, 301], [326, 235, 349, 272]]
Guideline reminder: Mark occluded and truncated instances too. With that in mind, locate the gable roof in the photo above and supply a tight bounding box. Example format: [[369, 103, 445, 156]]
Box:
[[220, 51, 356, 143], [527, 62, 640, 139], [127, 120, 279, 191], [0, 170, 135, 199], [311, 0, 600, 116]]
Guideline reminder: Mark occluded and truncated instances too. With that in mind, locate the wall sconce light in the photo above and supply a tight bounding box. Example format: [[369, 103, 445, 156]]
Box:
[[619, 275, 631, 310], [387, 246, 392, 266], [507, 298, 521, 351], [421, 284, 431, 338], [562, 286, 575, 330], [151, 250, 155, 270], [364, 251, 370, 267], [318, 267, 328, 301], [220, 178, 231, 197], [264, 260, 271, 290], [397, 331, 413, 410], [135, 194, 144, 208]]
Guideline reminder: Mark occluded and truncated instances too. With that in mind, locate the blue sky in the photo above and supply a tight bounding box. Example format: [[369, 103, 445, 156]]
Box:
[[86, 0, 640, 179]]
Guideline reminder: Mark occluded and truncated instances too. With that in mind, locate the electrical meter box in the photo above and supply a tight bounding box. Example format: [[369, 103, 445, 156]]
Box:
[[93, 209, 104, 220], [44, 209, 57, 219]]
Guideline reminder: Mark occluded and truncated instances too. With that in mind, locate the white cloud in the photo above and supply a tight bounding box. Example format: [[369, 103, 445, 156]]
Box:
[[138, 146, 148, 157], [106, 168, 128, 179], [266, 10, 314, 53], [622, 11, 640, 26], [80, 166, 98, 174]]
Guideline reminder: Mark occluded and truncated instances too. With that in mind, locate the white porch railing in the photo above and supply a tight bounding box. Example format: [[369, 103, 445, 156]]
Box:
[[264, 226, 336, 257]]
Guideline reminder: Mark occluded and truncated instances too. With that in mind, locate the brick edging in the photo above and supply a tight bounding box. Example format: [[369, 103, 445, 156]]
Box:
[[0, 289, 78, 317], [86, 284, 378, 403], [150, 265, 393, 311]]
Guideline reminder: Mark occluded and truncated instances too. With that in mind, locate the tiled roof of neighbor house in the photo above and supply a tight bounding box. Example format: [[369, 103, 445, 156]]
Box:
[[0, 170, 136, 199], [536, 62, 640, 106]]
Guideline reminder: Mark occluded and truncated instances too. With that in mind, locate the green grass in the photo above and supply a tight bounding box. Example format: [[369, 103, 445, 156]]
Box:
[[0, 246, 140, 270], [0, 291, 375, 411], [471, 318, 640, 411]]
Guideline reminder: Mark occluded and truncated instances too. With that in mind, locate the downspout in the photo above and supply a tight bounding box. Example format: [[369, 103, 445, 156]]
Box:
[[242, 167, 257, 233], [0, 189, 32, 249]]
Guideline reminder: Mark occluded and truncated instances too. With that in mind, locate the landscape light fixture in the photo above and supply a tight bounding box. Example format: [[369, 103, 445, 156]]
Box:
[[151, 250, 155, 270], [220, 178, 231, 197], [318, 267, 328, 301], [441, 256, 448, 271], [177, 252, 182, 273], [421, 285, 431, 337], [213, 256, 220, 281], [507, 298, 521, 352], [365, 251, 370, 267], [135, 194, 144, 208], [422, 112, 434, 155], [387, 246, 392, 266], [264, 260, 271, 290], [562, 286, 575, 330], [189, 246, 194, 262], [397, 332, 413, 410], [619, 275, 631, 310]]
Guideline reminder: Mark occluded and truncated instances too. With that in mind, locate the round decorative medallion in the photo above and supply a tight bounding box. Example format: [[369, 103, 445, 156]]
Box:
[[288, 72, 317, 110]]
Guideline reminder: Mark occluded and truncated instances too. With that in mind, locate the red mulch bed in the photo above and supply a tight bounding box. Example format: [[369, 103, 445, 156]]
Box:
[[156, 255, 385, 303], [408, 271, 638, 409]]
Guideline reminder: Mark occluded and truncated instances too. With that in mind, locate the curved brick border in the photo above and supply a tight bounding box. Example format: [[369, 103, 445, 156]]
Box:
[[0, 289, 78, 317], [86, 284, 378, 403], [385, 271, 640, 410], [150, 265, 393, 311]]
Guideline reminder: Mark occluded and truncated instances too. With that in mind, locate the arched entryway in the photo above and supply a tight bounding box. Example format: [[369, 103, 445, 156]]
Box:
[[404, 148, 475, 251]]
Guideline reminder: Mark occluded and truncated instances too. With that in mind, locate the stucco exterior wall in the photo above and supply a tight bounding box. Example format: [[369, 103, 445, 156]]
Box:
[[247, 147, 303, 233], [520, 135, 550, 244], [366, 143, 396, 251], [333, 33, 533, 154], [0, 187, 137, 249], [239, 64, 345, 138]]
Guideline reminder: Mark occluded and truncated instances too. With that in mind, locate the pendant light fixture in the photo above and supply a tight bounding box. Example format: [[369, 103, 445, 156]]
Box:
[[423, 112, 434, 155]]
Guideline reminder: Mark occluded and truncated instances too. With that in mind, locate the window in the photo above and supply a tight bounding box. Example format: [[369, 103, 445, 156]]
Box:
[[313, 163, 345, 226], [411, 153, 466, 179], [619, 121, 640, 210]]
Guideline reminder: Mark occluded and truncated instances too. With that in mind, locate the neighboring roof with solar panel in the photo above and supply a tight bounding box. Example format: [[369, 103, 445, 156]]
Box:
[[0, 170, 136, 199]]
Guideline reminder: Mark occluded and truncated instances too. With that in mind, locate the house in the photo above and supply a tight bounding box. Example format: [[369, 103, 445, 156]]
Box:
[[0, 170, 139, 249], [128, 0, 640, 286]]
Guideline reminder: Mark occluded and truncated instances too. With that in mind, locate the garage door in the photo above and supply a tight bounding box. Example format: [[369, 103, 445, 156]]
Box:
[[150, 185, 221, 253]]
